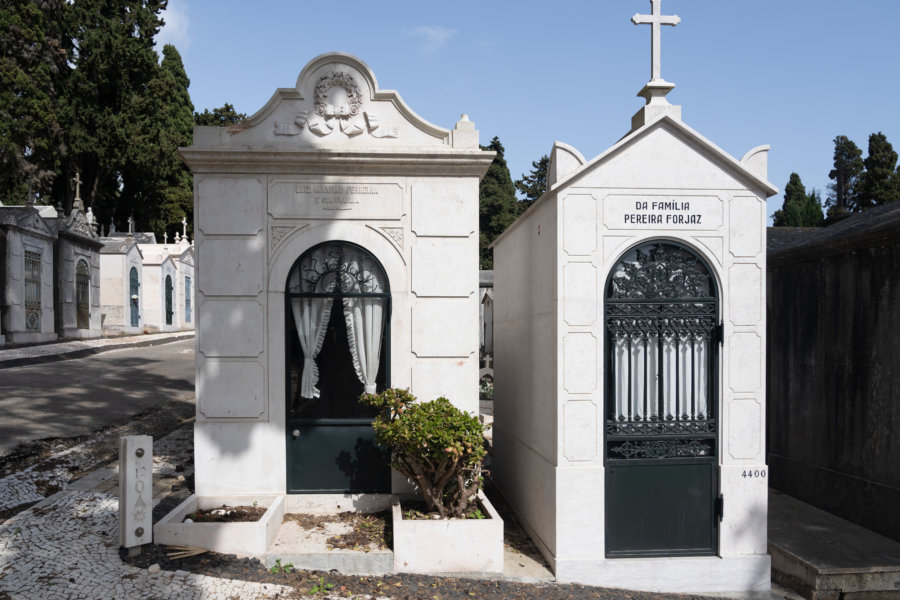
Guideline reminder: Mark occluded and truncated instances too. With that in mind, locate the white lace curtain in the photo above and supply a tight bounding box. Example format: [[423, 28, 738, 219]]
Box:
[[290, 244, 387, 399]]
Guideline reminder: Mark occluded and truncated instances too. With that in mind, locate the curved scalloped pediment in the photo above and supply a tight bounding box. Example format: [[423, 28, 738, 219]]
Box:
[[216, 52, 452, 150]]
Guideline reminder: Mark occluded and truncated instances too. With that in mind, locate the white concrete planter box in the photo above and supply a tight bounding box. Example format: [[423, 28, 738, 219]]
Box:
[[153, 494, 284, 556], [392, 490, 503, 574]]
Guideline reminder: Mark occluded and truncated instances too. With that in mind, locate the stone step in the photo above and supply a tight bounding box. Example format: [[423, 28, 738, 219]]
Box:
[[768, 490, 900, 600]]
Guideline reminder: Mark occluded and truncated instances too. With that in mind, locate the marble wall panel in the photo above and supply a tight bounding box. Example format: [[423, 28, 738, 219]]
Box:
[[563, 195, 597, 256], [411, 180, 476, 237], [198, 300, 264, 357], [198, 360, 265, 419], [729, 264, 761, 326], [728, 333, 761, 393], [563, 262, 597, 326], [197, 177, 264, 235], [198, 236, 264, 296], [412, 238, 475, 297], [728, 398, 762, 460], [411, 298, 474, 357], [563, 400, 598, 461], [729, 197, 761, 258], [563, 333, 597, 394]]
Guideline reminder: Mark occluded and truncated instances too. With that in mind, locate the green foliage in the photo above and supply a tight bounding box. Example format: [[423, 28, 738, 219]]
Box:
[[856, 132, 900, 208], [269, 558, 294, 574], [307, 576, 334, 595], [826, 135, 863, 218], [360, 389, 487, 519], [194, 103, 247, 126], [479, 136, 520, 269], [0, 0, 69, 204], [514, 155, 549, 206], [772, 173, 823, 227]]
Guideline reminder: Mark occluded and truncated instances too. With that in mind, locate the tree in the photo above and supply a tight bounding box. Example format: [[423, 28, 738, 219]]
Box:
[[826, 135, 863, 218], [479, 136, 518, 269], [61, 0, 167, 221], [856, 132, 900, 208], [0, 1, 70, 204], [514, 155, 549, 207], [124, 44, 194, 239], [194, 103, 247, 126], [772, 173, 823, 227]]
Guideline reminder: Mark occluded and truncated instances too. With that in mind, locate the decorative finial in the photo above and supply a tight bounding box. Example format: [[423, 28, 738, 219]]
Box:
[[128, 215, 135, 235], [110, 218, 117, 234], [163, 231, 168, 244], [72, 172, 85, 212], [175, 231, 181, 244], [632, 0, 680, 84]]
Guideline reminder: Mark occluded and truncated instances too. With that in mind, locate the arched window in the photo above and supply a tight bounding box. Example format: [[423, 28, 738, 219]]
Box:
[[284, 241, 391, 493], [129, 267, 140, 327], [604, 241, 721, 557], [164, 274, 173, 325], [76, 259, 90, 329]]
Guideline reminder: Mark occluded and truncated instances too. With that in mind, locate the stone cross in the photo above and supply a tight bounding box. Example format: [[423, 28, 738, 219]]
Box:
[[73, 172, 82, 201], [163, 232, 168, 244], [182, 216, 188, 241], [632, 0, 681, 82]]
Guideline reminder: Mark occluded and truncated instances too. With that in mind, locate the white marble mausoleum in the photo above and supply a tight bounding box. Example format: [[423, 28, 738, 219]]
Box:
[[180, 52, 493, 504], [491, 1, 777, 594]]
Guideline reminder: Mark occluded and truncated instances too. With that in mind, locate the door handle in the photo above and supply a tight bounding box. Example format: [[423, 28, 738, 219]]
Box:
[[292, 429, 300, 439]]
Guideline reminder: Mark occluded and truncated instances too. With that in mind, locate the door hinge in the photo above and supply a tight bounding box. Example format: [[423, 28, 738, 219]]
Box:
[[714, 322, 724, 346], [715, 493, 725, 522]]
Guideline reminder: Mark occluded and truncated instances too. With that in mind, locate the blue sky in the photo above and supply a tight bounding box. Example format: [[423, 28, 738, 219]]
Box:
[[157, 1, 900, 223]]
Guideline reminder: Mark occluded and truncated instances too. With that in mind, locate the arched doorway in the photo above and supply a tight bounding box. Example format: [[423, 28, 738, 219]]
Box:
[[76, 260, 90, 329], [285, 241, 391, 493], [129, 267, 140, 327], [164, 274, 174, 326], [604, 241, 721, 557]]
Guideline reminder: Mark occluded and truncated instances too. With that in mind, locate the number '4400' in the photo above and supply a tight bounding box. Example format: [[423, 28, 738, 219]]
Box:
[[742, 469, 767, 478]]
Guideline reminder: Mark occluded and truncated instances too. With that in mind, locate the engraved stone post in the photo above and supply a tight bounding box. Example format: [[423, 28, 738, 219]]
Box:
[[119, 435, 153, 550]]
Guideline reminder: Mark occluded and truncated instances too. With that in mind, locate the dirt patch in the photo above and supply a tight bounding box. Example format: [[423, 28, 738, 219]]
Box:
[[400, 500, 486, 520], [186, 504, 266, 523], [284, 510, 391, 550]]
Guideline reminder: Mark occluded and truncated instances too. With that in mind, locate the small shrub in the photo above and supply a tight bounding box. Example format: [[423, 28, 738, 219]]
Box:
[[360, 388, 487, 519]]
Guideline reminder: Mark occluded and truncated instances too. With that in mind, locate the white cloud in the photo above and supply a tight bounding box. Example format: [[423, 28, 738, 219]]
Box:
[[156, 2, 191, 53], [407, 25, 458, 55]]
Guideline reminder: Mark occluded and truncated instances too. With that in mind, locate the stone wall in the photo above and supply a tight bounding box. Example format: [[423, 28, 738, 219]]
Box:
[[767, 205, 900, 542]]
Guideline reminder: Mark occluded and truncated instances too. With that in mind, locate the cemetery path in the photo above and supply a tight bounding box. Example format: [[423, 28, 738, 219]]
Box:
[[0, 338, 195, 456]]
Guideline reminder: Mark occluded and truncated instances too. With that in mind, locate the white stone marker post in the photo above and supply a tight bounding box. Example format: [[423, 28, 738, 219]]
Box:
[[119, 435, 153, 553]]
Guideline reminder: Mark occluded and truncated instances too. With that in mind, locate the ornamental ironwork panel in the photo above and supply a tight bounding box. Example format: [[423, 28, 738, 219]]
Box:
[[76, 260, 90, 329], [24, 251, 41, 330], [287, 243, 387, 296], [605, 242, 718, 462]]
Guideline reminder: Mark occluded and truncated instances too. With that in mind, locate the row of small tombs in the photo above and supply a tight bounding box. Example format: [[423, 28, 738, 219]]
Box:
[[0, 197, 195, 346]]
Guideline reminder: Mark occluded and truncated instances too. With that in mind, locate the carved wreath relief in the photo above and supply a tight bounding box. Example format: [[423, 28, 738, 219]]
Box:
[[275, 70, 399, 139]]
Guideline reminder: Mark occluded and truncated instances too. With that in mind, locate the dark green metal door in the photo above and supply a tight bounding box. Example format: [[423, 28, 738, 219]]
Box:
[[129, 267, 140, 327], [164, 275, 173, 325], [604, 241, 720, 557], [285, 242, 391, 493]]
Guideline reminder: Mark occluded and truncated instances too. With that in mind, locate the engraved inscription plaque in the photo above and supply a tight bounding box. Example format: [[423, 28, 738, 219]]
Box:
[[269, 179, 403, 220], [604, 195, 723, 230]]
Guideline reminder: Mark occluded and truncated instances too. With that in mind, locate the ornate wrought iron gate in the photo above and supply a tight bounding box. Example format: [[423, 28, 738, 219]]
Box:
[[129, 267, 140, 327], [164, 275, 173, 326], [604, 241, 721, 557], [76, 260, 90, 329]]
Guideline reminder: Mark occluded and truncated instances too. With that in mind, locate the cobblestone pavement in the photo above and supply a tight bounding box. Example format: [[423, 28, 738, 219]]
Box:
[[0, 490, 293, 599]]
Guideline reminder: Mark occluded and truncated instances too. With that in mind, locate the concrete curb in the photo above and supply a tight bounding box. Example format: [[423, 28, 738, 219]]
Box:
[[0, 332, 195, 370]]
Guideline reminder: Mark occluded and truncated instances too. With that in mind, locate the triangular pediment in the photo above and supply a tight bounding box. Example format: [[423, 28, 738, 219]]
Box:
[[201, 52, 452, 150], [2, 208, 57, 238], [552, 116, 778, 198], [62, 210, 99, 241]]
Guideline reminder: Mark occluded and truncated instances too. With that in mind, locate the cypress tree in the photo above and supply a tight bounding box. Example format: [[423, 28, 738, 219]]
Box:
[[479, 136, 518, 269], [0, 0, 70, 204], [773, 173, 823, 227], [857, 132, 900, 208], [514, 155, 549, 208], [826, 135, 864, 218]]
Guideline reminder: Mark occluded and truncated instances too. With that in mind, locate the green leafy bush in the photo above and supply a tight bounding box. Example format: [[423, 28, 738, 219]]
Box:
[[360, 388, 487, 518]]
